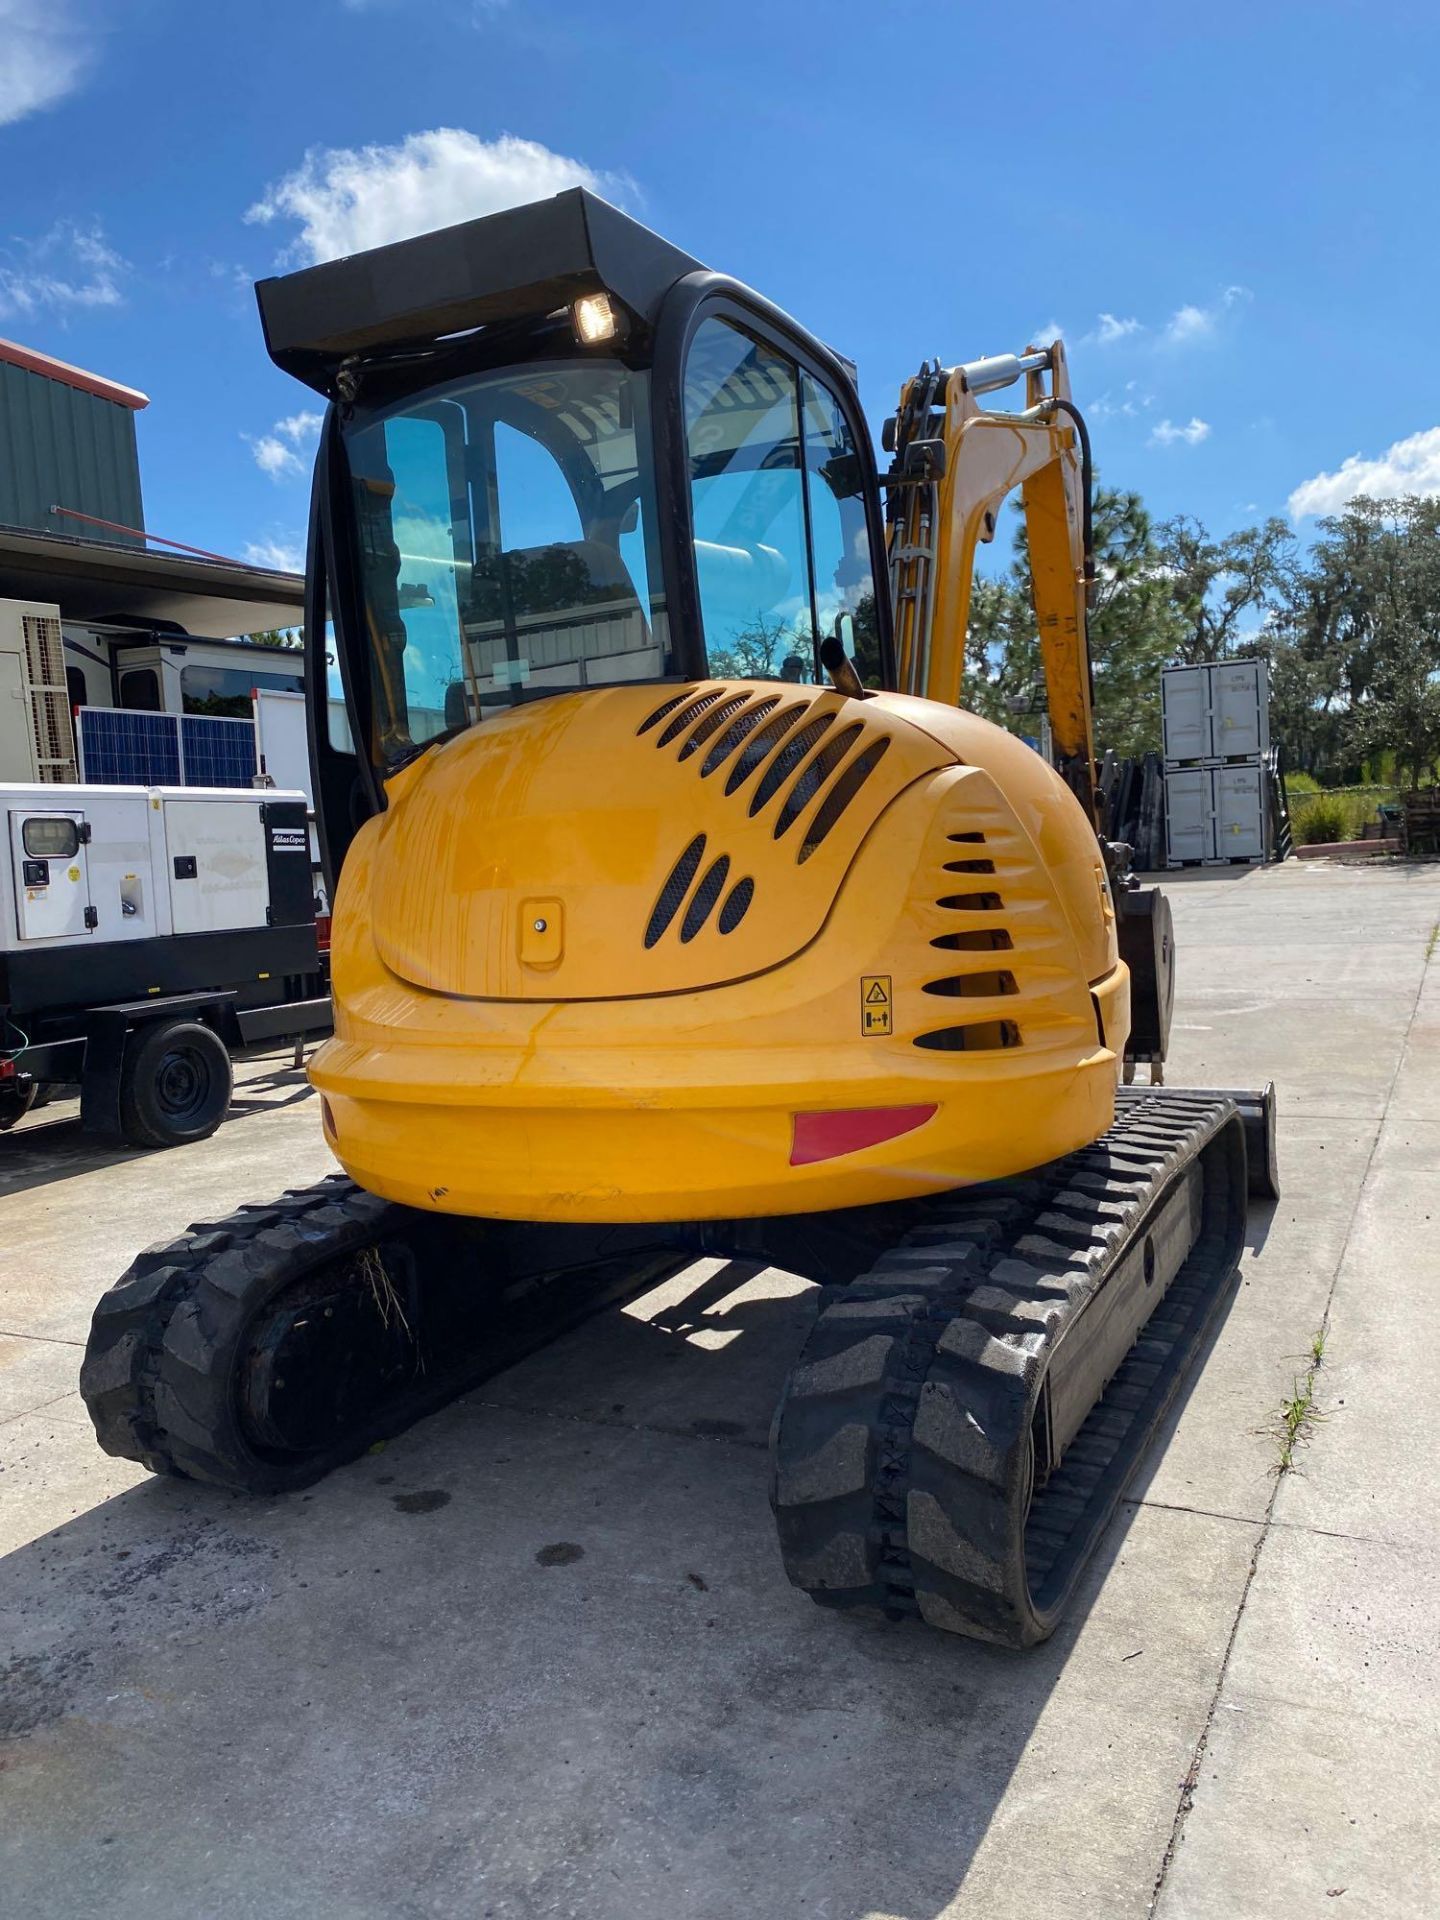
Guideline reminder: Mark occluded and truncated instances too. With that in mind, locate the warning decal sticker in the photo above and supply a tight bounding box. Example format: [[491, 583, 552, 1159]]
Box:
[[860, 974, 892, 1036]]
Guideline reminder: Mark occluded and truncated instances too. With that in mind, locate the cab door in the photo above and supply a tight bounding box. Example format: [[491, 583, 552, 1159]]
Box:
[[10, 810, 93, 941]]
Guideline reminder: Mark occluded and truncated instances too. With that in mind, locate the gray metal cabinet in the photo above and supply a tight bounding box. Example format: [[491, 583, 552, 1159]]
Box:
[[1162, 659, 1269, 763], [1212, 763, 1265, 860], [1165, 769, 1213, 864]]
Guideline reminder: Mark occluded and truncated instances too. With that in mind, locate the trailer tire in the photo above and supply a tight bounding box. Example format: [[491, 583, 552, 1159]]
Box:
[[119, 1020, 233, 1150]]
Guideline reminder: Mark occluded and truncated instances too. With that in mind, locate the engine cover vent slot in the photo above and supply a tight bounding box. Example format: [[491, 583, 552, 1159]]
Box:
[[724, 704, 807, 795], [774, 723, 864, 839], [701, 697, 779, 776], [749, 713, 837, 816], [718, 876, 755, 933], [656, 688, 727, 748], [914, 1020, 1021, 1052], [644, 834, 707, 948], [922, 970, 1017, 998], [680, 855, 732, 942], [798, 738, 892, 863], [930, 928, 1014, 952], [947, 831, 986, 844], [943, 857, 996, 875], [939, 891, 1003, 912], [678, 693, 752, 760], [637, 691, 693, 736]]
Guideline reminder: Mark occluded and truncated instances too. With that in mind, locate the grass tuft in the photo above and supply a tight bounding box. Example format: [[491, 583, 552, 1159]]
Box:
[[1274, 1327, 1327, 1473]]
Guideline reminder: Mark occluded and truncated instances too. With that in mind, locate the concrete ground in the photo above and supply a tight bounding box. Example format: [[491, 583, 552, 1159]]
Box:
[[2, 860, 1437, 1920]]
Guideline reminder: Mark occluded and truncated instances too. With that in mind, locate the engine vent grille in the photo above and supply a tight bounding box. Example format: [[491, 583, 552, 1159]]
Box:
[[773, 723, 861, 838], [749, 713, 836, 814], [680, 854, 731, 942], [913, 1020, 1021, 1053], [939, 890, 1002, 912], [725, 706, 805, 795], [931, 928, 1014, 952], [922, 971, 1017, 998], [645, 833, 708, 948], [656, 689, 727, 747], [717, 877, 754, 933], [920, 829, 1024, 1050], [799, 738, 891, 863], [646, 833, 755, 948], [638, 684, 895, 951], [702, 698, 779, 775]]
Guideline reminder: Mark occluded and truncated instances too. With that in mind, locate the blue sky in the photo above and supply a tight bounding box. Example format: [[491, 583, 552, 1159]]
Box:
[[3, 0, 1438, 579]]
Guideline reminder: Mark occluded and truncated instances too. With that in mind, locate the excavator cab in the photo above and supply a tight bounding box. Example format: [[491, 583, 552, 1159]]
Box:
[[82, 191, 1278, 1651], [260, 191, 893, 882]]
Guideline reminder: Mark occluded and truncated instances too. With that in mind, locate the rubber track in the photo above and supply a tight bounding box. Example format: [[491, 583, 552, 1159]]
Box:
[[80, 1174, 677, 1495], [770, 1088, 1249, 1647]]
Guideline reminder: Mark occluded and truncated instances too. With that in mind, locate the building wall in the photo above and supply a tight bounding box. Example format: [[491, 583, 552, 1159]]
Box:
[[0, 360, 145, 542]]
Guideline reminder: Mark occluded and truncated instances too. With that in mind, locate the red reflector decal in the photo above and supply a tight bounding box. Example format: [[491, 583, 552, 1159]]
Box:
[[790, 1104, 938, 1167], [0, 1058, 15, 1081]]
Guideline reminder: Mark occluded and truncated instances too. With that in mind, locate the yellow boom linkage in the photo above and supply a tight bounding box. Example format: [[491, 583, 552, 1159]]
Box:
[[887, 340, 1101, 827]]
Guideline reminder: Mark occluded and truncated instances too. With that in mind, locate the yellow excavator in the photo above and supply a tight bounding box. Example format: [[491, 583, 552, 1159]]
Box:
[[81, 191, 1277, 1646]]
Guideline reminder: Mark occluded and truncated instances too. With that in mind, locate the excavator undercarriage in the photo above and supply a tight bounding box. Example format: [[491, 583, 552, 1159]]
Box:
[[83, 1082, 1276, 1648], [81, 187, 1280, 1648]]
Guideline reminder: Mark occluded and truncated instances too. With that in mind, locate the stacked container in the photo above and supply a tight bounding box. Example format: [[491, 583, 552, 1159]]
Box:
[[1161, 660, 1273, 867]]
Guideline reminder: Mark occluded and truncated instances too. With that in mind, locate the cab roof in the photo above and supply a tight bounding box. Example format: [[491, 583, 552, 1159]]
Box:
[[255, 189, 705, 398]]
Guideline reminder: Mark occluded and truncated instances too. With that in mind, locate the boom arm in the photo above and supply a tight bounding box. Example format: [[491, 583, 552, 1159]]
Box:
[[885, 340, 1100, 824]]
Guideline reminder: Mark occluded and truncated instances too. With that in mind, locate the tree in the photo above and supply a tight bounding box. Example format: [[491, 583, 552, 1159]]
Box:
[[245, 628, 303, 649], [708, 614, 800, 680], [963, 486, 1185, 757], [1264, 494, 1440, 784], [1155, 515, 1296, 663]]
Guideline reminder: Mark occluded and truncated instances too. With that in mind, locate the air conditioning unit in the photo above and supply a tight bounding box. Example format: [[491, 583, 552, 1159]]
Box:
[[0, 598, 78, 784]]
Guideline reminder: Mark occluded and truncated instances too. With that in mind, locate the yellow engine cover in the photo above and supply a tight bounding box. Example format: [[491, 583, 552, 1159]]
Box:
[[311, 682, 1129, 1223], [369, 684, 952, 999]]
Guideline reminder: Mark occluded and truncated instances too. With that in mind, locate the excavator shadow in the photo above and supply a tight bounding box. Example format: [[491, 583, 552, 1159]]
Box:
[[1, 1244, 1247, 1920]]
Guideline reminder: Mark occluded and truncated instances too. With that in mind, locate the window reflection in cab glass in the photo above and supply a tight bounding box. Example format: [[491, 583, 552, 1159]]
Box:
[[344, 361, 670, 772], [685, 318, 818, 684], [802, 373, 879, 683]]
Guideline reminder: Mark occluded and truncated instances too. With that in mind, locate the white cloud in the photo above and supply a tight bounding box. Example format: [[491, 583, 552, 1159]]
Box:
[[1031, 320, 1064, 348], [245, 409, 324, 481], [0, 220, 127, 321], [1087, 312, 1143, 346], [1288, 425, 1440, 519], [1162, 285, 1250, 347], [0, 1, 91, 126], [243, 535, 306, 574], [1149, 416, 1212, 447], [1089, 379, 1154, 422], [0, 221, 128, 322], [246, 128, 629, 266]]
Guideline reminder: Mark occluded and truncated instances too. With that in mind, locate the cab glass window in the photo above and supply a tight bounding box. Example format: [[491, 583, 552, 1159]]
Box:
[[802, 372, 880, 683], [342, 361, 670, 771], [685, 318, 818, 683], [23, 817, 79, 859]]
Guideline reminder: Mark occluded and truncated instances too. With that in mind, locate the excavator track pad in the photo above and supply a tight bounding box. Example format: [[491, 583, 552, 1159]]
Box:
[[771, 1088, 1256, 1646], [81, 1176, 679, 1495]]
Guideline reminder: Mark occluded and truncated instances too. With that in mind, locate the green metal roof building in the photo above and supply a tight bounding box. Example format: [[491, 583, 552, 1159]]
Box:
[[0, 337, 148, 544]]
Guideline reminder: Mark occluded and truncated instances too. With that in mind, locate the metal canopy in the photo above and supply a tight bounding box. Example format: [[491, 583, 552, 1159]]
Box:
[[0, 527, 303, 635], [256, 189, 706, 396]]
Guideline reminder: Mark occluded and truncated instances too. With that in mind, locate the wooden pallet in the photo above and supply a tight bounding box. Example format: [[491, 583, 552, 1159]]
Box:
[[1401, 789, 1440, 857]]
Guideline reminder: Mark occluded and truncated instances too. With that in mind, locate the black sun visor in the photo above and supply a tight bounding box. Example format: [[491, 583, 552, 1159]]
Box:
[[255, 188, 705, 397]]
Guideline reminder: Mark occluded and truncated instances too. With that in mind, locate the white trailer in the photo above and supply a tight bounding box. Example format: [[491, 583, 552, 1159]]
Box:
[[0, 782, 329, 1145]]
